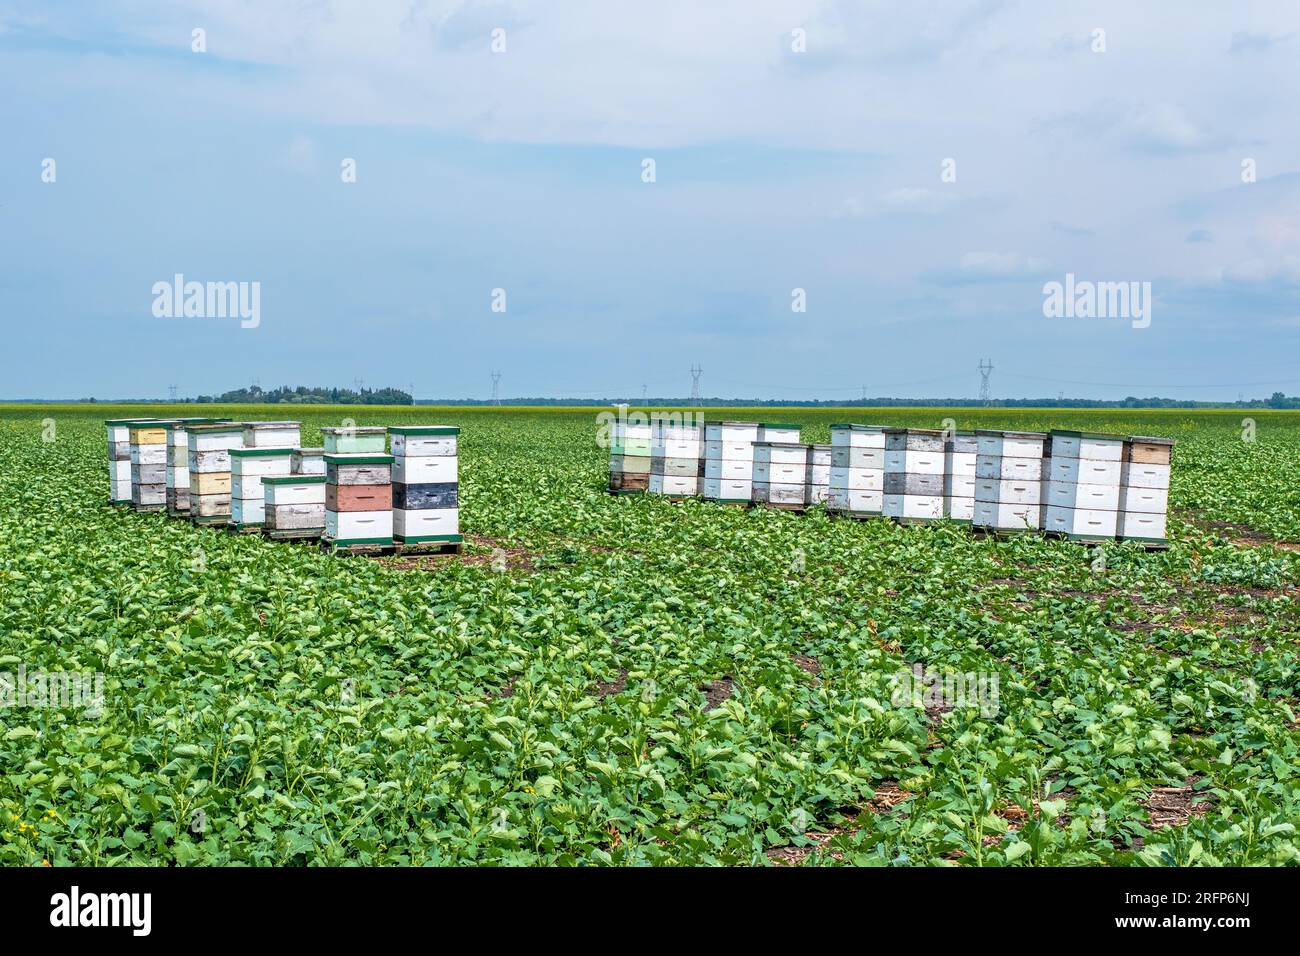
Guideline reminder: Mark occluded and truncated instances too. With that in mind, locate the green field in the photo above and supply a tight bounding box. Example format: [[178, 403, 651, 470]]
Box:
[[2, 404, 1299, 865]]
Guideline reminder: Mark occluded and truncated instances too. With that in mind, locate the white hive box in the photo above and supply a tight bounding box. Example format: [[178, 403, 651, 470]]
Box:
[[805, 444, 832, 505], [972, 430, 1047, 532], [702, 422, 760, 503], [827, 424, 887, 517], [292, 448, 326, 476], [649, 473, 699, 497], [943, 432, 978, 523], [1118, 436, 1174, 545], [752, 442, 809, 507], [883, 428, 946, 524], [389, 426, 461, 544], [242, 421, 301, 448], [757, 423, 801, 443]]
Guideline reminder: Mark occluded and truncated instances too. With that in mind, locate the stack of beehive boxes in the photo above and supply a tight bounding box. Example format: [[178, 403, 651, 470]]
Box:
[[129, 421, 172, 512], [805, 443, 832, 505], [165, 419, 228, 516], [883, 428, 946, 523], [230, 447, 294, 529], [262, 474, 327, 538], [106, 418, 154, 504], [1042, 431, 1125, 542], [1119, 436, 1173, 546], [608, 418, 652, 495], [703, 421, 760, 503], [649, 417, 702, 498], [187, 423, 244, 524], [752, 441, 809, 509], [827, 424, 886, 517], [324, 454, 395, 547], [943, 430, 978, 523], [226, 421, 301, 527], [973, 430, 1048, 532], [390, 426, 461, 545], [322, 426, 387, 454]]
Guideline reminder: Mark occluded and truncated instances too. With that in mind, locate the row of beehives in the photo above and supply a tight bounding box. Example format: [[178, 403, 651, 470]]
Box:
[[104, 418, 460, 549], [608, 420, 1173, 545]]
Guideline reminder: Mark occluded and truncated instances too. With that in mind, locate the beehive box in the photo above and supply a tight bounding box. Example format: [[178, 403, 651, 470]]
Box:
[[1118, 436, 1174, 545], [105, 418, 158, 503], [805, 444, 832, 505], [324, 454, 395, 546], [702, 421, 759, 502], [322, 426, 388, 454], [292, 448, 326, 476], [649, 417, 702, 497], [229, 448, 294, 528], [827, 424, 886, 517], [1042, 430, 1126, 541], [973, 430, 1047, 532], [943, 432, 978, 523], [752, 442, 809, 507], [882, 428, 945, 523], [389, 426, 460, 544], [186, 424, 245, 523], [242, 421, 301, 449], [609, 419, 653, 495], [263, 475, 326, 536]]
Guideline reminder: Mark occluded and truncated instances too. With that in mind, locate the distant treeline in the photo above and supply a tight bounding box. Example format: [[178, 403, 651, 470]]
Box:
[[413, 393, 1300, 409], [190, 386, 414, 405]]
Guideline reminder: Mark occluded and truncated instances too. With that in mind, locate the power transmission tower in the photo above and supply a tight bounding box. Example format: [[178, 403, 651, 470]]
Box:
[[353, 377, 364, 393], [168, 384, 178, 403], [642, 384, 647, 402], [689, 364, 702, 402], [490, 370, 501, 405], [409, 382, 416, 406], [978, 359, 994, 406], [861, 385, 867, 403]]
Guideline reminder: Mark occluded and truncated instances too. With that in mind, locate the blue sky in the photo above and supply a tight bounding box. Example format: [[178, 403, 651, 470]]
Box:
[[3, 0, 1299, 401]]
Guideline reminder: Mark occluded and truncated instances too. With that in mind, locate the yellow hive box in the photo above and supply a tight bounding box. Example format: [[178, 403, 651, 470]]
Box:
[[129, 427, 168, 445], [189, 472, 232, 495]]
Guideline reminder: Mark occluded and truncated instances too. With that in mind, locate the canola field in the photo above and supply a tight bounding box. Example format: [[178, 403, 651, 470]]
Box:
[[1, 404, 1298, 866]]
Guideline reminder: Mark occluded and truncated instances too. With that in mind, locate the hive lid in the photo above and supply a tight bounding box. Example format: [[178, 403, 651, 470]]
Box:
[[323, 453, 394, 464], [758, 422, 800, 430], [230, 447, 296, 457], [321, 426, 387, 435], [754, 441, 808, 449], [387, 425, 460, 435], [829, 423, 887, 431], [165, 418, 231, 429], [243, 421, 302, 428], [884, 427, 944, 436], [703, 420, 761, 427], [1128, 435, 1175, 445], [1050, 429, 1127, 441], [977, 429, 1048, 439], [294, 447, 326, 455], [186, 423, 244, 434], [263, 475, 327, 485]]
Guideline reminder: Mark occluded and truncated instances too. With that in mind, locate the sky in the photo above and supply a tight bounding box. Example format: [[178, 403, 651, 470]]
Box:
[[2, 0, 1299, 401]]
